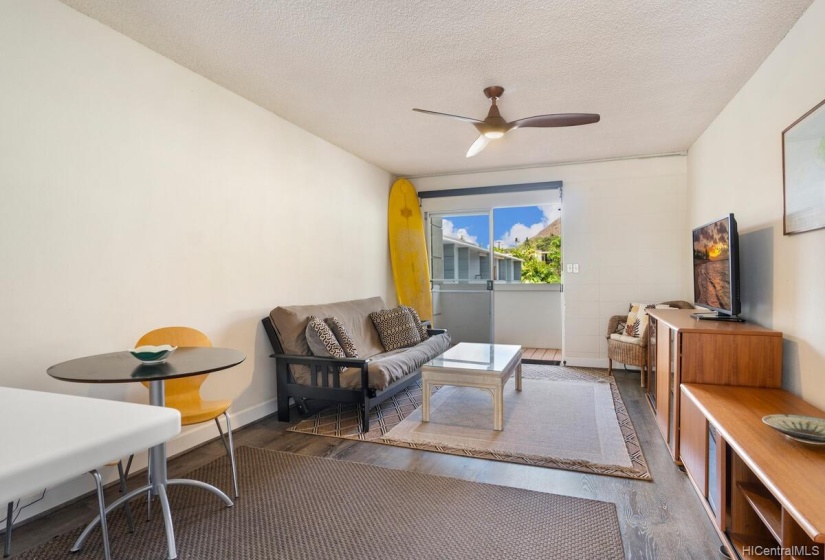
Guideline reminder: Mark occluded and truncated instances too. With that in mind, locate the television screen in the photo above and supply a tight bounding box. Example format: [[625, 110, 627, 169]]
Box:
[[692, 214, 740, 316]]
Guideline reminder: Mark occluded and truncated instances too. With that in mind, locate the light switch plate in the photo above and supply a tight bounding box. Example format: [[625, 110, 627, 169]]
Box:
[[566, 264, 573, 273], [573, 264, 580, 273]]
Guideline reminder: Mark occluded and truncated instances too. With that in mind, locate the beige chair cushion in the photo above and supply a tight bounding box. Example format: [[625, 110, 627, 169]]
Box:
[[609, 333, 646, 346]]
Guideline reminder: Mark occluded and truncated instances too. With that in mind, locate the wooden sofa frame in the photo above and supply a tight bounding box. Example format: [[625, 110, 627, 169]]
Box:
[[262, 317, 445, 433]]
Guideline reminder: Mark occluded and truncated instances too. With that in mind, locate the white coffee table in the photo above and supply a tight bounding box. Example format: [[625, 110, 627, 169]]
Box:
[[421, 343, 523, 431]]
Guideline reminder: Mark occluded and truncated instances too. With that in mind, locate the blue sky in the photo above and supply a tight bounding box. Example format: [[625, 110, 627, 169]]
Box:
[[441, 204, 561, 249]]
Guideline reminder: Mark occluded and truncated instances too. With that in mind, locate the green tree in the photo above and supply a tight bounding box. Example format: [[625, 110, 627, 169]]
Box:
[[493, 235, 562, 283]]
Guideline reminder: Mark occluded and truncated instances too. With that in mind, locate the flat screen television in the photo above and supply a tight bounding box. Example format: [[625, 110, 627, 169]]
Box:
[[691, 213, 742, 321]]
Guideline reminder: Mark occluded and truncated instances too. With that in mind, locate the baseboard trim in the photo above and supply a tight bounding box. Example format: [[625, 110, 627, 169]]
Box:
[[563, 357, 610, 368], [166, 398, 278, 458]]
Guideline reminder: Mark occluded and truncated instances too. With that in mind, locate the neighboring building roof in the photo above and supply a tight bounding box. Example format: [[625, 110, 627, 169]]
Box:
[[443, 236, 523, 262]]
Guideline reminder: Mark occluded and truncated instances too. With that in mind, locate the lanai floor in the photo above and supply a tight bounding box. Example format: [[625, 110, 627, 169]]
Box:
[[521, 347, 561, 364]]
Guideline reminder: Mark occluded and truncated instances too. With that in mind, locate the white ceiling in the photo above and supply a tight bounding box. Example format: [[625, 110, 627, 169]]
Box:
[[61, 0, 812, 177]]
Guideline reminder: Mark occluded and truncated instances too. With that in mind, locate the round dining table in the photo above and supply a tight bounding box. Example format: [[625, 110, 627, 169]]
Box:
[[47, 346, 245, 560]]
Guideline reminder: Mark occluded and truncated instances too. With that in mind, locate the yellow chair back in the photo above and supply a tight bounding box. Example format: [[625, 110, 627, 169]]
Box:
[[136, 326, 212, 411]]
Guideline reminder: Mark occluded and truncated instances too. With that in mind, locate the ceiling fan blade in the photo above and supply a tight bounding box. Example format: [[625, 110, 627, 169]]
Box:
[[510, 113, 600, 129], [413, 108, 483, 124], [466, 135, 491, 158]]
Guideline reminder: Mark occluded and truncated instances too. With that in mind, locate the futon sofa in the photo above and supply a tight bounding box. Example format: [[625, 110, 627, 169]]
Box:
[[263, 296, 450, 432]]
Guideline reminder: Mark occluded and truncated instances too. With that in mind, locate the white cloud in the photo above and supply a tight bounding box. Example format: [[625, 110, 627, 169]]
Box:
[[540, 203, 561, 223], [495, 204, 560, 248], [497, 222, 548, 248], [442, 219, 479, 245]]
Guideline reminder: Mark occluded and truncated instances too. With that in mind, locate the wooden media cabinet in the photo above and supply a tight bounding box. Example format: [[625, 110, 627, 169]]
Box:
[[681, 384, 825, 559], [645, 308, 783, 461]]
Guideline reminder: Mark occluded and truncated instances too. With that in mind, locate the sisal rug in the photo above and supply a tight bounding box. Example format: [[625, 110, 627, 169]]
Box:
[[16, 446, 625, 559], [289, 364, 651, 480]]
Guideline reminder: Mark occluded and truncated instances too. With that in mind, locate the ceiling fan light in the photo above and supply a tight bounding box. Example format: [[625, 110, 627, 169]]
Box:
[[483, 131, 505, 139]]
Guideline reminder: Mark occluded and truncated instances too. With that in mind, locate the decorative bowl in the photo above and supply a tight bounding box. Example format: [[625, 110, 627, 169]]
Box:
[[762, 414, 825, 443], [129, 344, 177, 365]]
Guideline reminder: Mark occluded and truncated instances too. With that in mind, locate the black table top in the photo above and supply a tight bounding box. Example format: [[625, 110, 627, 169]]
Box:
[[47, 347, 246, 384]]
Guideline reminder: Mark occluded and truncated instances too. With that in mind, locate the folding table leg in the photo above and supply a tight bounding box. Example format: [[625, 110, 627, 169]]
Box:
[[89, 470, 112, 560], [3, 501, 12, 558]]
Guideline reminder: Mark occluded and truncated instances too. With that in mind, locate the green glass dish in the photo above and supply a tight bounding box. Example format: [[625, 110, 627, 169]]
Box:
[[129, 344, 177, 365]]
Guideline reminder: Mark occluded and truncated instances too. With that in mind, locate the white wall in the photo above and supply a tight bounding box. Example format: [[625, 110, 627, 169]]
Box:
[[0, 0, 393, 521], [687, 0, 825, 407], [413, 155, 689, 367]]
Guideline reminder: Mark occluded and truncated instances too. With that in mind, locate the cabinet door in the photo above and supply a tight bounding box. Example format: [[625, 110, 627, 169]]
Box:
[[680, 387, 708, 495], [655, 325, 671, 441]]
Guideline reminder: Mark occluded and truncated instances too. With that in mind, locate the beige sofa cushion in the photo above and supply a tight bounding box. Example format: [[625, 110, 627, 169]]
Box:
[[269, 296, 387, 359], [367, 333, 450, 388], [329, 332, 451, 390], [268, 296, 451, 391]]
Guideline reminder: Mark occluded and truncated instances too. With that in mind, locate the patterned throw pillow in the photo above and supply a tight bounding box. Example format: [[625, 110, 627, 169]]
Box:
[[324, 316, 359, 358], [401, 305, 429, 341], [305, 316, 346, 360], [370, 307, 422, 351], [624, 303, 654, 339]]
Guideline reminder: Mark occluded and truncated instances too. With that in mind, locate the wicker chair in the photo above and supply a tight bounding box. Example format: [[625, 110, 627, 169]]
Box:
[[606, 300, 694, 386]]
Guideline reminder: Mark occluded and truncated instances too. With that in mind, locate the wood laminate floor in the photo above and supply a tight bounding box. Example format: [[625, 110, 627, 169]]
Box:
[[7, 370, 722, 559]]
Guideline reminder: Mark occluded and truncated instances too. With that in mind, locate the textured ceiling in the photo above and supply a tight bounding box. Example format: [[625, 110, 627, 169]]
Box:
[[61, 0, 812, 177]]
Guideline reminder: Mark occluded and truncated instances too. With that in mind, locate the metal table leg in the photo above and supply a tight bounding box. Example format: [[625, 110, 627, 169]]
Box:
[[89, 470, 112, 560], [4, 501, 12, 558], [71, 380, 233, 560]]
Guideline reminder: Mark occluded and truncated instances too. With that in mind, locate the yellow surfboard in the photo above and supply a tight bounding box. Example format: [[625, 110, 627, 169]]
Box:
[[388, 178, 433, 322]]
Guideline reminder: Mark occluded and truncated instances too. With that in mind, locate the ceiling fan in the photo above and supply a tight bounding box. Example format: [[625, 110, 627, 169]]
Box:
[[413, 86, 600, 157]]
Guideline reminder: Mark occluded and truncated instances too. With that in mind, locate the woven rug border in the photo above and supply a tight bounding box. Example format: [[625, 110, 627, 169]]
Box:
[[287, 365, 652, 481]]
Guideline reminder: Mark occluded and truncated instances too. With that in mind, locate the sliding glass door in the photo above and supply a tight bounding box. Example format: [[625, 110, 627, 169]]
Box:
[[420, 183, 563, 350], [428, 211, 493, 343]]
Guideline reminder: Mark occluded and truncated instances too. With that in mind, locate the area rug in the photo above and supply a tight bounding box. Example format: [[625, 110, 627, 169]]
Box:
[[288, 364, 651, 480], [16, 447, 625, 559]]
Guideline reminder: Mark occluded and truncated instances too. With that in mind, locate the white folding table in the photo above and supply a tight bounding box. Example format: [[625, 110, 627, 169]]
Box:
[[0, 387, 181, 558]]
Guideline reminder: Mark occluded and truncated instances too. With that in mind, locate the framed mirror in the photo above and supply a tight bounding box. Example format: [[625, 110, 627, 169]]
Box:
[[782, 97, 825, 235]]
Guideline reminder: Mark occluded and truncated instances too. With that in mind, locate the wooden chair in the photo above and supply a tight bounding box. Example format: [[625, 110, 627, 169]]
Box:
[[135, 327, 239, 498], [606, 300, 694, 386]]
